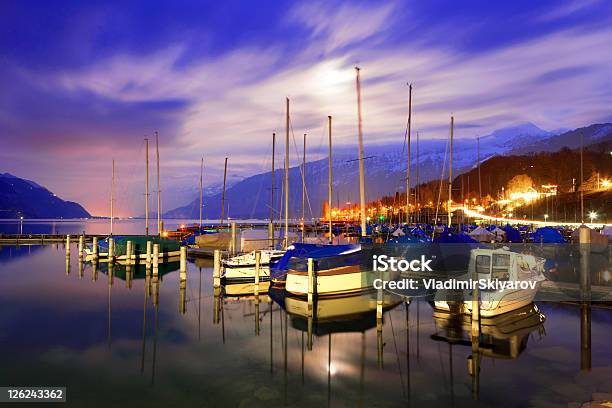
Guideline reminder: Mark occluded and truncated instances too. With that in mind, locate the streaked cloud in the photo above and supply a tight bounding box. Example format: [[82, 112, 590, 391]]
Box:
[[0, 0, 611, 216]]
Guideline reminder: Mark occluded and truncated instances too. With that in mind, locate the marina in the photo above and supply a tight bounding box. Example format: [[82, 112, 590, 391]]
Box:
[[0, 222, 610, 407], [1, 1, 612, 406]]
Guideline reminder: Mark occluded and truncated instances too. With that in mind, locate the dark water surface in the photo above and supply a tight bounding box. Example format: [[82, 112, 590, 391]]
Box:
[[0, 221, 611, 407]]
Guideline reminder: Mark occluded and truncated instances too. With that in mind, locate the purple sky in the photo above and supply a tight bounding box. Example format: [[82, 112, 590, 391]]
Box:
[[1, 0, 611, 216]]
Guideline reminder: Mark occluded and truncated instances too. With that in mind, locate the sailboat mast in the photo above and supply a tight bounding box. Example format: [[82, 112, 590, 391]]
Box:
[[580, 131, 584, 223], [271, 133, 275, 224], [302, 133, 306, 242], [328, 115, 333, 244], [448, 116, 454, 227], [199, 157, 203, 229], [145, 138, 149, 236], [111, 159, 115, 235], [155, 132, 161, 235], [221, 157, 228, 224], [416, 131, 420, 223], [355, 67, 367, 238], [406, 83, 412, 225], [477, 136, 482, 203], [284, 97, 290, 248]]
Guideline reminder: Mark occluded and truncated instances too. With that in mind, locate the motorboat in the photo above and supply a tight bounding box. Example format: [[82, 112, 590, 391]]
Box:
[[435, 247, 546, 317]]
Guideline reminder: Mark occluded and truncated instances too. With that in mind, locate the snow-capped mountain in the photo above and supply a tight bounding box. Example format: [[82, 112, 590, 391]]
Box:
[[164, 122, 574, 219]]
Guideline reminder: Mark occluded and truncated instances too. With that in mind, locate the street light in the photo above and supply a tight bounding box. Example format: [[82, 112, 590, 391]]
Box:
[[20, 216, 23, 235], [589, 211, 597, 223]]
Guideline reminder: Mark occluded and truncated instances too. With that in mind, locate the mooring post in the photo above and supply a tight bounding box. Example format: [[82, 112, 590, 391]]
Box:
[[146, 240, 152, 266], [213, 249, 221, 288], [126, 240, 133, 265], [108, 238, 115, 263], [78, 235, 84, 257], [92, 236, 98, 258], [152, 243, 159, 276], [308, 258, 315, 305], [66, 234, 71, 256], [180, 246, 187, 280], [254, 250, 261, 295], [230, 222, 237, 255], [268, 222, 274, 248]]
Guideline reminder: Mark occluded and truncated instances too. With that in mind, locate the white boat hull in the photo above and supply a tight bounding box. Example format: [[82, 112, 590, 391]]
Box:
[[285, 266, 375, 297]]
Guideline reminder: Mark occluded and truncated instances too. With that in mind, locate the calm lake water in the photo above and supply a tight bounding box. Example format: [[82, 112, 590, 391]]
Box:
[[0, 220, 611, 407]]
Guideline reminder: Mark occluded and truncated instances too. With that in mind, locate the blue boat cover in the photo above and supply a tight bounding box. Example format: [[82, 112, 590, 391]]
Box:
[[530, 227, 566, 243], [270, 243, 360, 280], [433, 230, 479, 243], [502, 224, 523, 243]]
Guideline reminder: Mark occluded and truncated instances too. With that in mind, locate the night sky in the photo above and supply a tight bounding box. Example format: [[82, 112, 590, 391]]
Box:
[[1, 0, 611, 216]]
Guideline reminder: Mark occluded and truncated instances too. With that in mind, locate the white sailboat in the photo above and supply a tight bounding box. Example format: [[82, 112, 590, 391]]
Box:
[[221, 249, 286, 281]]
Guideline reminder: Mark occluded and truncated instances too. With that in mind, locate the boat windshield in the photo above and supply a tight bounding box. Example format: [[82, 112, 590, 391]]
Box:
[[492, 254, 511, 280], [475, 255, 491, 274]]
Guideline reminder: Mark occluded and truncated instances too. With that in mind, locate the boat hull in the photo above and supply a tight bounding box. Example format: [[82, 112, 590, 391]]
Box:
[[285, 265, 375, 297]]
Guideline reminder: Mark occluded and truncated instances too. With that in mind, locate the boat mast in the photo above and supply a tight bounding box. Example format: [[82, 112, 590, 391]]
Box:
[[328, 115, 333, 244], [271, 133, 275, 224], [221, 157, 228, 224], [145, 138, 149, 236], [580, 131, 584, 223], [416, 131, 420, 224], [110, 159, 115, 235], [355, 67, 367, 238], [448, 116, 454, 228], [406, 83, 412, 225], [199, 156, 204, 229], [155, 132, 161, 235], [477, 136, 482, 204], [301, 133, 306, 242], [284, 97, 290, 249]]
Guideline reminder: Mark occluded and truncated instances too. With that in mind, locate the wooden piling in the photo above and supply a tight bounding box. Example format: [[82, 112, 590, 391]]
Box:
[[108, 238, 115, 263], [213, 249, 221, 288], [146, 241, 152, 266], [307, 258, 315, 305], [230, 222, 237, 255], [268, 222, 274, 249], [66, 234, 70, 256], [78, 235, 84, 257], [92, 236, 98, 258], [254, 250, 261, 295], [152, 243, 159, 276], [180, 246, 187, 280], [126, 240, 133, 265]]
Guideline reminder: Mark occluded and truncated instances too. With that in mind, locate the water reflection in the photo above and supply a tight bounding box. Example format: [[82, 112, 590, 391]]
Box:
[[0, 243, 610, 407]]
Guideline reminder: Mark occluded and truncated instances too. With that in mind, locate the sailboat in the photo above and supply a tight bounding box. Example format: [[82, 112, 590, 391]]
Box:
[[278, 68, 371, 296]]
